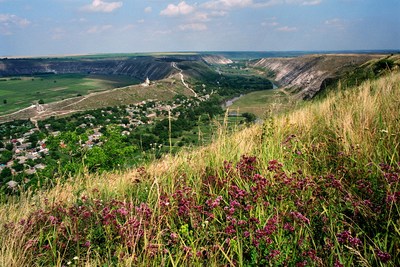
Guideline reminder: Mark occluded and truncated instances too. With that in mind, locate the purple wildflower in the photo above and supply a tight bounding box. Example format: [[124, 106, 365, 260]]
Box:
[[375, 249, 391, 263], [290, 211, 310, 225], [268, 249, 281, 260], [334, 260, 344, 267], [83, 241, 91, 248]]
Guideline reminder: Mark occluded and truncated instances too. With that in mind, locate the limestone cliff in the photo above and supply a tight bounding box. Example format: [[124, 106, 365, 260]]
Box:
[[253, 54, 382, 99], [0, 54, 233, 81], [0, 57, 175, 81], [201, 55, 233, 65]]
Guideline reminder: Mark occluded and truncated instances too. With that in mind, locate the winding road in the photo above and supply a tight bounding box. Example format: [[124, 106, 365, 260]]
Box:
[[171, 62, 198, 97]]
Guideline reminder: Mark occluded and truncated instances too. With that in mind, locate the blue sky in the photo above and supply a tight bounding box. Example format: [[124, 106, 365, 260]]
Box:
[[1, 0, 399, 56]]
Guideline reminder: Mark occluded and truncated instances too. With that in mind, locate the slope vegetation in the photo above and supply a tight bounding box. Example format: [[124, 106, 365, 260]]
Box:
[[1, 71, 399, 266]]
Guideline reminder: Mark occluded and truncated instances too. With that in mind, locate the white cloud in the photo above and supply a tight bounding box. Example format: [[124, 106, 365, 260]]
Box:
[[325, 18, 346, 30], [301, 0, 321, 5], [203, 0, 253, 9], [325, 18, 343, 25], [160, 1, 195, 16], [192, 12, 210, 22], [276, 26, 297, 32], [210, 10, 228, 16], [179, 23, 207, 31], [144, 6, 152, 13], [261, 16, 278, 27], [82, 0, 122, 13], [71, 18, 88, 23], [0, 14, 30, 35], [261, 18, 297, 32], [252, 0, 322, 8], [152, 29, 172, 35], [0, 14, 30, 27], [190, 10, 227, 22], [261, 21, 279, 27], [87, 24, 113, 34]]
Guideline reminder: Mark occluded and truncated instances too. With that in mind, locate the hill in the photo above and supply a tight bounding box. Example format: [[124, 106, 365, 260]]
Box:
[[0, 76, 194, 123], [0, 70, 399, 266], [0, 54, 232, 80], [0, 54, 234, 122], [252, 54, 400, 99]]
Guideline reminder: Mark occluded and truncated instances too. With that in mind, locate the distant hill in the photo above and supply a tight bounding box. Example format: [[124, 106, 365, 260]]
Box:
[[0, 54, 232, 81], [201, 50, 400, 60], [0, 54, 234, 121]]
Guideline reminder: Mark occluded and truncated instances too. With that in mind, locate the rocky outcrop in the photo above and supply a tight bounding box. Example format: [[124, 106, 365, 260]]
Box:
[[201, 55, 233, 65], [253, 54, 381, 99]]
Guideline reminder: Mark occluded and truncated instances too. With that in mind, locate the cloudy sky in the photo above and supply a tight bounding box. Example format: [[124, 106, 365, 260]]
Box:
[[1, 0, 399, 56]]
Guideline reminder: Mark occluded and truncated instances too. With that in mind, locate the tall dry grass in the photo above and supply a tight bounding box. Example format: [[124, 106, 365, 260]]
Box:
[[0, 72, 399, 266]]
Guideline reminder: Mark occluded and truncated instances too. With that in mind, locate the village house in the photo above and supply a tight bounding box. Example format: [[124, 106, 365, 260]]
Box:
[[16, 156, 28, 164], [25, 168, 36, 175], [34, 163, 46, 170]]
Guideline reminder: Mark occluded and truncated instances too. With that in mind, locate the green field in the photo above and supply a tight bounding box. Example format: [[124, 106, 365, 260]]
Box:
[[69, 52, 200, 59], [228, 88, 294, 118], [0, 74, 140, 115]]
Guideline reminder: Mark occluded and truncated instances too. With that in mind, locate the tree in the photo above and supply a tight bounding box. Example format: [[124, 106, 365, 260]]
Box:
[[3, 99, 7, 104], [136, 133, 158, 150], [121, 118, 130, 125], [0, 167, 12, 182], [242, 112, 257, 123], [5, 142, 13, 151], [84, 147, 108, 172], [100, 126, 137, 169], [28, 133, 39, 144], [0, 150, 12, 164], [38, 99, 44, 104], [12, 160, 24, 172]]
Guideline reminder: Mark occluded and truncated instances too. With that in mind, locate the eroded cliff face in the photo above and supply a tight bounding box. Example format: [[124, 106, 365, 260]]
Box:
[[0, 54, 234, 81], [0, 57, 175, 80], [253, 54, 381, 99], [201, 55, 233, 65]]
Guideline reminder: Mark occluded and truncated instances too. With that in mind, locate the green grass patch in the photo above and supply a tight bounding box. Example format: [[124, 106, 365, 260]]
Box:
[[0, 74, 140, 115], [228, 89, 293, 118]]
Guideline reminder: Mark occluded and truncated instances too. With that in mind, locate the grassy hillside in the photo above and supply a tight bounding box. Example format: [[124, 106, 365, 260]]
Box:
[[318, 55, 400, 97], [0, 74, 140, 115], [0, 76, 193, 123], [0, 72, 399, 266]]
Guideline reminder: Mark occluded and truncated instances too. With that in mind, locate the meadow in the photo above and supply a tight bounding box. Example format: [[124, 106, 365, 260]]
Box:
[[0, 74, 140, 115], [228, 88, 293, 118], [0, 70, 398, 266]]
